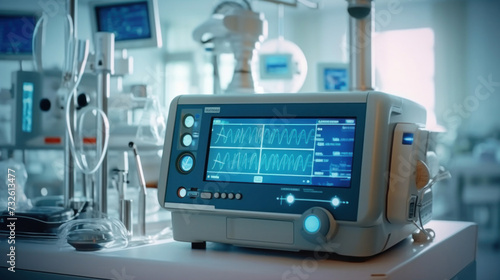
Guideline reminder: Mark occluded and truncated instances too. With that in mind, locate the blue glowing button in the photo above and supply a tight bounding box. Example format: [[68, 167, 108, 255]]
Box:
[[177, 187, 187, 198], [178, 153, 195, 173], [331, 197, 341, 207], [286, 194, 295, 204], [181, 133, 193, 147], [402, 133, 414, 145], [183, 114, 195, 128], [304, 215, 321, 234]]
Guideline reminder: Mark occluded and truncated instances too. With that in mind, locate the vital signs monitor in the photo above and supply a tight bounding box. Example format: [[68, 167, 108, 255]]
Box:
[[158, 92, 436, 257]]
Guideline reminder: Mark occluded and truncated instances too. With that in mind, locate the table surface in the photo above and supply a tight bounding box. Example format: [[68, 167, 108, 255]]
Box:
[[1, 220, 477, 280]]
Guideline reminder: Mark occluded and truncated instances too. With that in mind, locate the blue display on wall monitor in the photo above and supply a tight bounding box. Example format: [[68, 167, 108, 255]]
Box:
[[95, 2, 151, 41], [0, 14, 37, 60]]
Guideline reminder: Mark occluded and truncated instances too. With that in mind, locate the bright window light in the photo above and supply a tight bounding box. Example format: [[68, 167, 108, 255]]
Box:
[[164, 62, 191, 105], [374, 28, 437, 129], [218, 53, 236, 91]]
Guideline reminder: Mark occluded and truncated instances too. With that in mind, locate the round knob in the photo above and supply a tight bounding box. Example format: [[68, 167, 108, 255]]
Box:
[[301, 207, 337, 243], [181, 133, 193, 147], [183, 114, 195, 128], [177, 153, 195, 173], [304, 215, 321, 234], [39, 98, 51, 111], [77, 93, 90, 109]]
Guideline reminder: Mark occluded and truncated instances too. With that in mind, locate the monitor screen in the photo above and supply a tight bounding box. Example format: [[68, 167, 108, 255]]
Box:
[[95, 1, 152, 41], [205, 117, 356, 187], [317, 63, 349, 91], [260, 54, 293, 79], [0, 14, 37, 59], [91, 0, 162, 49], [324, 68, 348, 91], [21, 82, 34, 133]]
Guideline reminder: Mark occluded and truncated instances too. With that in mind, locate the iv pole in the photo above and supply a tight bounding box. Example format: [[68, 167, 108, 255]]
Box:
[[346, 0, 374, 91], [93, 32, 114, 214], [64, 0, 77, 210]]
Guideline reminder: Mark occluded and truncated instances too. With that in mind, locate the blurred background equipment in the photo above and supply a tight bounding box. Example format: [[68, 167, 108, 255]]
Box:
[[193, 0, 267, 94]]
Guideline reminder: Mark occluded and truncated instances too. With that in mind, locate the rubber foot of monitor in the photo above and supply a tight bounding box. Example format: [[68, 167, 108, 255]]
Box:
[[192, 242, 206, 250]]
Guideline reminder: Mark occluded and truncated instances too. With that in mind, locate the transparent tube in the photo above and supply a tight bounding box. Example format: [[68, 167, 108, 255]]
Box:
[[65, 86, 110, 175], [63, 46, 110, 175], [32, 14, 46, 72], [63, 14, 75, 78]]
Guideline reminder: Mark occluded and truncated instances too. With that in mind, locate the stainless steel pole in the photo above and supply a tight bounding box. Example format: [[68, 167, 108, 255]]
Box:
[[94, 32, 114, 214], [96, 72, 110, 214], [64, 0, 78, 209], [347, 0, 374, 91]]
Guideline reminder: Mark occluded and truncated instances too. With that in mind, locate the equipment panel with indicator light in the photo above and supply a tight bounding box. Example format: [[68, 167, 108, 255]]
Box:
[[158, 92, 432, 257]]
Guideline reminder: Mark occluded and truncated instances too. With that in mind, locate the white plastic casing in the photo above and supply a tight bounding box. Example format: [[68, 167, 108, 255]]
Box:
[[158, 91, 429, 257], [387, 123, 431, 224], [94, 32, 115, 73]]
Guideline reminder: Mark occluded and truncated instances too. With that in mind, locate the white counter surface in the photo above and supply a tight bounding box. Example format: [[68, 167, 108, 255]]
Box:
[[0, 220, 477, 280]]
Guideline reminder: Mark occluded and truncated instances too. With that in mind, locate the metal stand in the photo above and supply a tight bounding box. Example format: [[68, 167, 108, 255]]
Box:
[[93, 32, 115, 214], [64, 0, 78, 210], [95, 72, 110, 214], [347, 0, 374, 91]]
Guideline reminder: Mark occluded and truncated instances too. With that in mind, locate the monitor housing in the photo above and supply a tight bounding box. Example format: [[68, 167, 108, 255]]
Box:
[[158, 92, 431, 257], [89, 0, 162, 50]]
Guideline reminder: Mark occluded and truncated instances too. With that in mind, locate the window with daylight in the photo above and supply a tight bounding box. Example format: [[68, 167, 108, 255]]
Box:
[[374, 28, 437, 128]]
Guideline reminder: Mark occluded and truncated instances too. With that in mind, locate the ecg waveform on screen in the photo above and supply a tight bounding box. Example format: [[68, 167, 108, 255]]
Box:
[[206, 118, 356, 187], [213, 126, 263, 146], [260, 152, 313, 174], [212, 124, 316, 148], [208, 149, 313, 175], [210, 151, 260, 172], [262, 127, 316, 147]]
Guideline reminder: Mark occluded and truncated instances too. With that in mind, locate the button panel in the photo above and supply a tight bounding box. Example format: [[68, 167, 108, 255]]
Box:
[[177, 190, 244, 201], [178, 109, 202, 151]]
